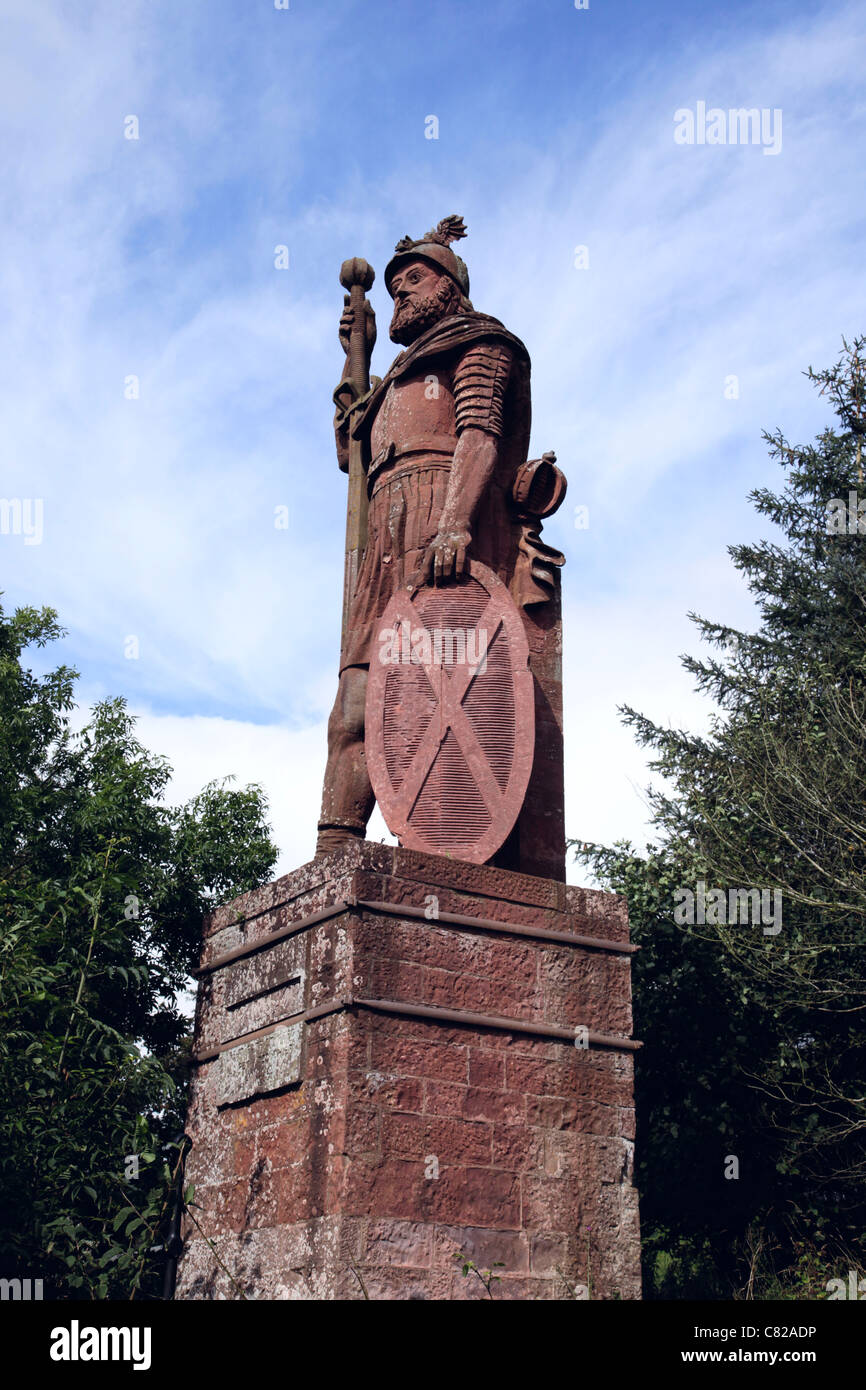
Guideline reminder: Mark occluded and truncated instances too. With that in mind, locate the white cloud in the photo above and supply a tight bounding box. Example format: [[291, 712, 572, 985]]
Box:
[[131, 708, 394, 880], [3, 0, 864, 882]]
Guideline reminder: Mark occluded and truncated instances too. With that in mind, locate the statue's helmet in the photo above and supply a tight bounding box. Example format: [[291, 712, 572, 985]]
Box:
[[384, 214, 470, 299]]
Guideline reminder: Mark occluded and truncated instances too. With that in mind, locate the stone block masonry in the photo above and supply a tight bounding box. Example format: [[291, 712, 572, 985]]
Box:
[[175, 841, 641, 1300]]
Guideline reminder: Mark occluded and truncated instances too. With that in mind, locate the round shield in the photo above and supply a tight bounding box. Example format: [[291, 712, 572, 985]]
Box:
[[365, 560, 535, 863]]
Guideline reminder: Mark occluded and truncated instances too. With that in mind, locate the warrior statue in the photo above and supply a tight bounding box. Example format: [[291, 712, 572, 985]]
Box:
[[316, 217, 566, 875]]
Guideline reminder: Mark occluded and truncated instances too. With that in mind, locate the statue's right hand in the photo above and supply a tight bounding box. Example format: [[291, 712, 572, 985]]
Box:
[[338, 304, 354, 354], [339, 296, 377, 356]]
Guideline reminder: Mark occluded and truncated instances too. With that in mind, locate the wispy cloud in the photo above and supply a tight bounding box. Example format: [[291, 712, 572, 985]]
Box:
[[2, 0, 864, 872]]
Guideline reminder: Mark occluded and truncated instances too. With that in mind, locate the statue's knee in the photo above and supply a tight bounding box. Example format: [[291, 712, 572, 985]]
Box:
[[329, 667, 366, 744], [341, 667, 367, 738]]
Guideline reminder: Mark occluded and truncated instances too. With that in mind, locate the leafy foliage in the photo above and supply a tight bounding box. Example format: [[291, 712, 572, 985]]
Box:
[[0, 602, 277, 1297], [575, 338, 866, 1298]]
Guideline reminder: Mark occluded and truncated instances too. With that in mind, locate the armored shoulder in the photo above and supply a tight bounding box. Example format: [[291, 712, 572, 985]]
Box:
[[452, 339, 513, 437]]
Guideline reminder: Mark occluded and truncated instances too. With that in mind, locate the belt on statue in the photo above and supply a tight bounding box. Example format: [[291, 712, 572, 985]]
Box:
[[368, 436, 456, 493]]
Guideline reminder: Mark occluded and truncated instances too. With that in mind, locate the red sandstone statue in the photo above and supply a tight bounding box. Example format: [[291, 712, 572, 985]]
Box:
[[176, 232, 639, 1303], [317, 218, 566, 875]]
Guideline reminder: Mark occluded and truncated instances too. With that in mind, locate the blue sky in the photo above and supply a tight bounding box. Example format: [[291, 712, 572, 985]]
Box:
[[2, 0, 864, 874]]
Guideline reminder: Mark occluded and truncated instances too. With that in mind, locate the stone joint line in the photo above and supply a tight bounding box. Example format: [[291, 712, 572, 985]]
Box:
[[197, 894, 637, 980], [191, 992, 640, 1065]]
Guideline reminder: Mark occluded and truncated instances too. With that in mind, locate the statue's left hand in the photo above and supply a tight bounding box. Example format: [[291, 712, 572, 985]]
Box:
[[423, 527, 472, 584]]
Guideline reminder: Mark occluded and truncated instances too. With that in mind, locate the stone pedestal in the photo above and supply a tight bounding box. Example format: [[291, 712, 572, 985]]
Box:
[[176, 843, 641, 1300]]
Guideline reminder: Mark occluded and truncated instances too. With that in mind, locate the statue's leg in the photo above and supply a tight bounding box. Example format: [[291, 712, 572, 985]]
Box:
[[315, 664, 374, 856]]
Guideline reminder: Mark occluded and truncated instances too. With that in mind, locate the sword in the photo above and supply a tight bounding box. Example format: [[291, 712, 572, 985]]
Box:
[[338, 257, 375, 646]]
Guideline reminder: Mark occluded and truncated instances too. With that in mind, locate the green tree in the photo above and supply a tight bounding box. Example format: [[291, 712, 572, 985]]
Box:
[[0, 601, 277, 1298], [576, 338, 866, 1298]]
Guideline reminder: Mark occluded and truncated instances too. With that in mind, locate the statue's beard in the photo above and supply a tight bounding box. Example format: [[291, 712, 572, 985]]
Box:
[[389, 279, 460, 344]]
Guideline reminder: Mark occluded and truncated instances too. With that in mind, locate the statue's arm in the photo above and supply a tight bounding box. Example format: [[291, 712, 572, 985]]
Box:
[[332, 297, 377, 473], [424, 341, 512, 582], [429, 429, 498, 578]]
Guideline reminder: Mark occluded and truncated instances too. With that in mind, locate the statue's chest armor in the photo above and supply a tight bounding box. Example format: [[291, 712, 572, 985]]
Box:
[[370, 371, 457, 459]]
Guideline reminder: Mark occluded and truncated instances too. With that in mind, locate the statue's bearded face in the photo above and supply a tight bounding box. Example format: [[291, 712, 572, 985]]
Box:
[[389, 259, 462, 344]]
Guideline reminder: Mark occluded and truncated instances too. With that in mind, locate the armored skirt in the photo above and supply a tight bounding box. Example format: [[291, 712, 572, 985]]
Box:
[[340, 456, 515, 673]]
